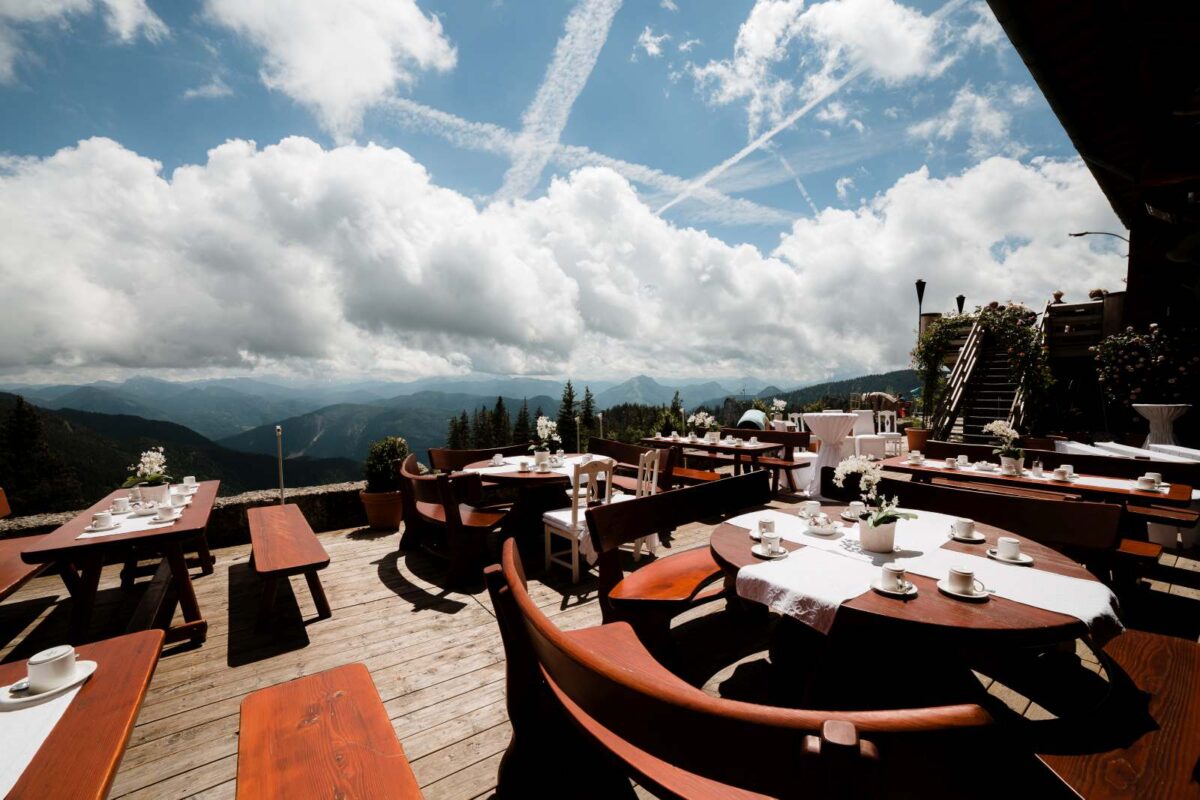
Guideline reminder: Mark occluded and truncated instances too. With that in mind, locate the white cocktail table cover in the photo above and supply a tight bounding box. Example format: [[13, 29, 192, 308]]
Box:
[[1133, 403, 1190, 447], [801, 413, 857, 496]]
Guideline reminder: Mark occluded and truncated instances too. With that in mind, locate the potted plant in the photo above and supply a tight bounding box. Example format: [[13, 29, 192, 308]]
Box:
[[983, 419, 1024, 474], [530, 416, 561, 465], [833, 455, 915, 552], [123, 446, 171, 506], [687, 410, 718, 441], [360, 436, 410, 531], [771, 397, 787, 422]]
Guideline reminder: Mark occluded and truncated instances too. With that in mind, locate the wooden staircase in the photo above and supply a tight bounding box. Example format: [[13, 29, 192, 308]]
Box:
[[931, 319, 1023, 442]]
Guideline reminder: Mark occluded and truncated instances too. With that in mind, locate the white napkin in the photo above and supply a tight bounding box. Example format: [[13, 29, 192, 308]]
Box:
[[737, 548, 877, 634], [0, 686, 82, 796], [897, 548, 1124, 645], [77, 513, 177, 539]]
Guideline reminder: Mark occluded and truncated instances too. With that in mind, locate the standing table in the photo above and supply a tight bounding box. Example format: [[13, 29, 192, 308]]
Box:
[[801, 413, 858, 496]]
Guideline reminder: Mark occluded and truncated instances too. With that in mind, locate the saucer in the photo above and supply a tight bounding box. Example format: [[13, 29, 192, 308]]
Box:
[[948, 529, 987, 544], [82, 521, 120, 533], [986, 548, 1033, 566], [748, 530, 762, 541], [131, 505, 159, 517], [1, 661, 97, 710], [905, 459, 925, 465], [109, 506, 135, 515], [148, 514, 180, 525], [840, 511, 864, 522], [936, 579, 991, 602], [805, 524, 840, 537], [751, 543, 788, 560], [871, 579, 917, 598]]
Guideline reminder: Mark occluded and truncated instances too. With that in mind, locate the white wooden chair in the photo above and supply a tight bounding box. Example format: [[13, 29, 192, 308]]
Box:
[[788, 412, 805, 432], [877, 410, 904, 455], [543, 458, 634, 583], [626, 449, 662, 561]]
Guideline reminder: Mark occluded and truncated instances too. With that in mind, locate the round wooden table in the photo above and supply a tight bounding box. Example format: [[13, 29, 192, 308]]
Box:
[[710, 504, 1100, 647], [463, 453, 604, 484]]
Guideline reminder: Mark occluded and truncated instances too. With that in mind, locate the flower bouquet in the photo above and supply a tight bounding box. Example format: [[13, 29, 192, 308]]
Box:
[[983, 419, 1024, 474], [530, 416, 561, 464]]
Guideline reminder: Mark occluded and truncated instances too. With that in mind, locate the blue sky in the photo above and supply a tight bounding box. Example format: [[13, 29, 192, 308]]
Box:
[[0, 0, 1126, 384]]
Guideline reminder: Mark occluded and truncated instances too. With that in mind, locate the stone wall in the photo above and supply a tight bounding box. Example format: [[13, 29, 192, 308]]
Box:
[[0, 482, 375, 549]]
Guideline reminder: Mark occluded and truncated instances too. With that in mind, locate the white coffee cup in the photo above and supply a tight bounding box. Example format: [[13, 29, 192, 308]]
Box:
[[156, 505, 178, 521], [801, 500, 821, 518], [27, 645, 77, 694], [518, 460, 530, 472], [1052, 467, 1069, 481], [1061, 463, 1075, 476], [881, 563, 908, 592], [580, 454, 592, 464], [956, 454, 970, 465], [948, 565, 984, 595], [491, 454, 504, 466], [183, 475, 197, 487], [761, 531, 782, 555], [997, 536, 1021, 560], [1136, 476, 1156, 491], [758, 518, 775, 538], [91, 511, 112, 529], [953, 518, 975, 538], [536, 463, 551, 473], [848, 500, 866, 518], [1146, 472, 1162, 487], [111, 496, 130, 513], [170, 491, 187, 508], [945, 457, 957, 469], [671, 430, 679, 438], [749, 436, 759, 445]]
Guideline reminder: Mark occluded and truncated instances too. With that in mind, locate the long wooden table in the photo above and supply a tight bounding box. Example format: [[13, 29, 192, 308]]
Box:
[[881, 455, 1194, 509], [640, 436, 782, 473], [0, 630, 163, 799], [21, 481, 219, 644]]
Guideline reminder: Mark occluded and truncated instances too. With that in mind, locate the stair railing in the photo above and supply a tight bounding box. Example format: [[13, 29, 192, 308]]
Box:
[[1006, 307, 1050, 431], [930, 318, 984, 439]]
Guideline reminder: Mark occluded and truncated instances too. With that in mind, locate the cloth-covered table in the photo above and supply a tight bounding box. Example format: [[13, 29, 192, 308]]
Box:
[[801, 413, 857, 496], [1133, 403, 1190, 447]]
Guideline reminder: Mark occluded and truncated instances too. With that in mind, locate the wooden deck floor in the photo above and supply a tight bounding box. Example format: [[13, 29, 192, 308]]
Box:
[[1, 494, 1198, 799]]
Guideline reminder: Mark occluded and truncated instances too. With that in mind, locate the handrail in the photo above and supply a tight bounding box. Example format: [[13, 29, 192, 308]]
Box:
[[1008, 308, 1051, 431], [930, 318, 984, 438]]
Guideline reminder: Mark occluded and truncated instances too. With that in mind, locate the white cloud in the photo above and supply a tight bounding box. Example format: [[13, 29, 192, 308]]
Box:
[[0, 0, 165, 83], [634, 26, 669, 59], [497, 0, 622, 200], [835, 175, 855, 202], [908, 83, 1026, 158], [660, 0, 678, 10], [677, 37, 701, 52], [203, 0, 455, 142], [961, 1, 1004, 51], [183, 76, 232, 100], [0, 137, 1126, 383]]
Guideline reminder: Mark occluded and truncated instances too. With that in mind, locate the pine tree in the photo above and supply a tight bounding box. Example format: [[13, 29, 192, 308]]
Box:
[[669, 390, 684, 431], [471, 407, 492, 448], [491, 397, 511, 445], [512, 400, 532, 445], [556, 380, 578, 452], [579, 386, 596, 442], [446, 414, 467, 448], [457, 411, 471, 449]]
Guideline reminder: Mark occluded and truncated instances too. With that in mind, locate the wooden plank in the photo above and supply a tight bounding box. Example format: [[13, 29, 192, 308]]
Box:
[[237, 663, 421, 799]]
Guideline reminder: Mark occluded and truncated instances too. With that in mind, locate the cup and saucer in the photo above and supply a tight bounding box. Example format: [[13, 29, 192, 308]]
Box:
[[83, 511, 120, 533], [148, 507, 182, 525], [109, 497, 134, 515], [751, 542, 788, 560], [131, 503, 159, 517], [804, 514, 840, 537], [840, 501, 867, 522], [947, 518, 986, 544], [936, 567, 991, 602], [1, 645, 97, 710], [871, 564, 918, 598], [987, 536, 1034, 566]]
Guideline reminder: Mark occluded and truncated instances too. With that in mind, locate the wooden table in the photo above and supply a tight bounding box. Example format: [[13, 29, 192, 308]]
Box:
[[0, 629, 163, 799], [21, 481, 219, 645], [881, 455, 1194, 508], [462, 454, 596, 485], [710, 504, 1098, 646], [640, 436, 782, 473]]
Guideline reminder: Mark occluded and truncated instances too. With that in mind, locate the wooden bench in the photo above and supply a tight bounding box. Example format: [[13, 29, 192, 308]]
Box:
[[0, 488, 49, 603], [720, 427, 813, 492], [237, 663, 423, 799], [1038, 630, 1200, 799], [246, 504, 331, 625]]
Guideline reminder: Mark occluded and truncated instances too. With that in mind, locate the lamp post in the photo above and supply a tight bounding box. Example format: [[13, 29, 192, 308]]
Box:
[[956, 294, 966, 314], [597, 412, 603, 439], [275, 425, 285, 505], [914, 279, 926, 338]]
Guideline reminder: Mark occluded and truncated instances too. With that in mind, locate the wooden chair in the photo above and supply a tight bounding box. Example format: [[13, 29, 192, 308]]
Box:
[[876, 410, 904, 455], [718, 427, 813, 493], [1036, 630, 1200, 800], [543, 459, 625, 583], [483, 537, 1033, 799], [427, 442, 531, 471], [397, 454, 507, 586], [586, 437, 673, 494], [584, 471, 772, 648]]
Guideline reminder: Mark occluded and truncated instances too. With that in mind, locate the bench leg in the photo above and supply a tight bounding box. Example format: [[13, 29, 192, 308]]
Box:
[[305, 571, 332, 619], [257, 575, 279, 630]]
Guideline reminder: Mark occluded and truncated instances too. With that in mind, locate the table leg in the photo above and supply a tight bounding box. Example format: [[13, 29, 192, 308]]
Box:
[[163, 542, 207, 644], [63, 553, 104, 644]]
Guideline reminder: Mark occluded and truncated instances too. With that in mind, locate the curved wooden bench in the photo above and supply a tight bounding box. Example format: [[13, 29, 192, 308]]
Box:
[[237, 663, 422, 799], [485, 538, 1022, 799], [247, 504, 331, 626]]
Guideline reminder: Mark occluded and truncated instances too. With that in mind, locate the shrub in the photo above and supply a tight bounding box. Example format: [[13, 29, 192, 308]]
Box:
[[363, 436, 411, 493]]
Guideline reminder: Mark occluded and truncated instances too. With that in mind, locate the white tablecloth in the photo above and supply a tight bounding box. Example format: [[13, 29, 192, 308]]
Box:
[[802, 413, 858, 497], [1092, 441, 1195, 462], [77, 510, 180, 539], [731, 509, 1122, 641], [465, 455, 612, 485], [0, 686, 82, 796], [1133, 403, 1190, 447], [1054, 440, 1113, 457], [1149, 443, 1200, 462]]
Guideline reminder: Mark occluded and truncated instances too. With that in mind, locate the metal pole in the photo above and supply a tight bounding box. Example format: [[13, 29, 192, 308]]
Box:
[[597, 412, 603, 439], [275, 425, 285, 505], [574, 416, 580, 454]]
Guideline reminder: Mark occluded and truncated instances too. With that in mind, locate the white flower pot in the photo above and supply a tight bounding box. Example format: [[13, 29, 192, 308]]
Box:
[[860, 520, 897, 553], [534, 449, 550, 466], [138, 483, 170, 507], [707, 431, 720, 443], [1000, 456, 1024, 475]]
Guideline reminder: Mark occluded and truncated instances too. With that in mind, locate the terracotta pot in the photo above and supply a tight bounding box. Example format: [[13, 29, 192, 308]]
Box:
[[905, 427, 930, 452], [860, 521, 897, 553], [360, 490, 403, 532]]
